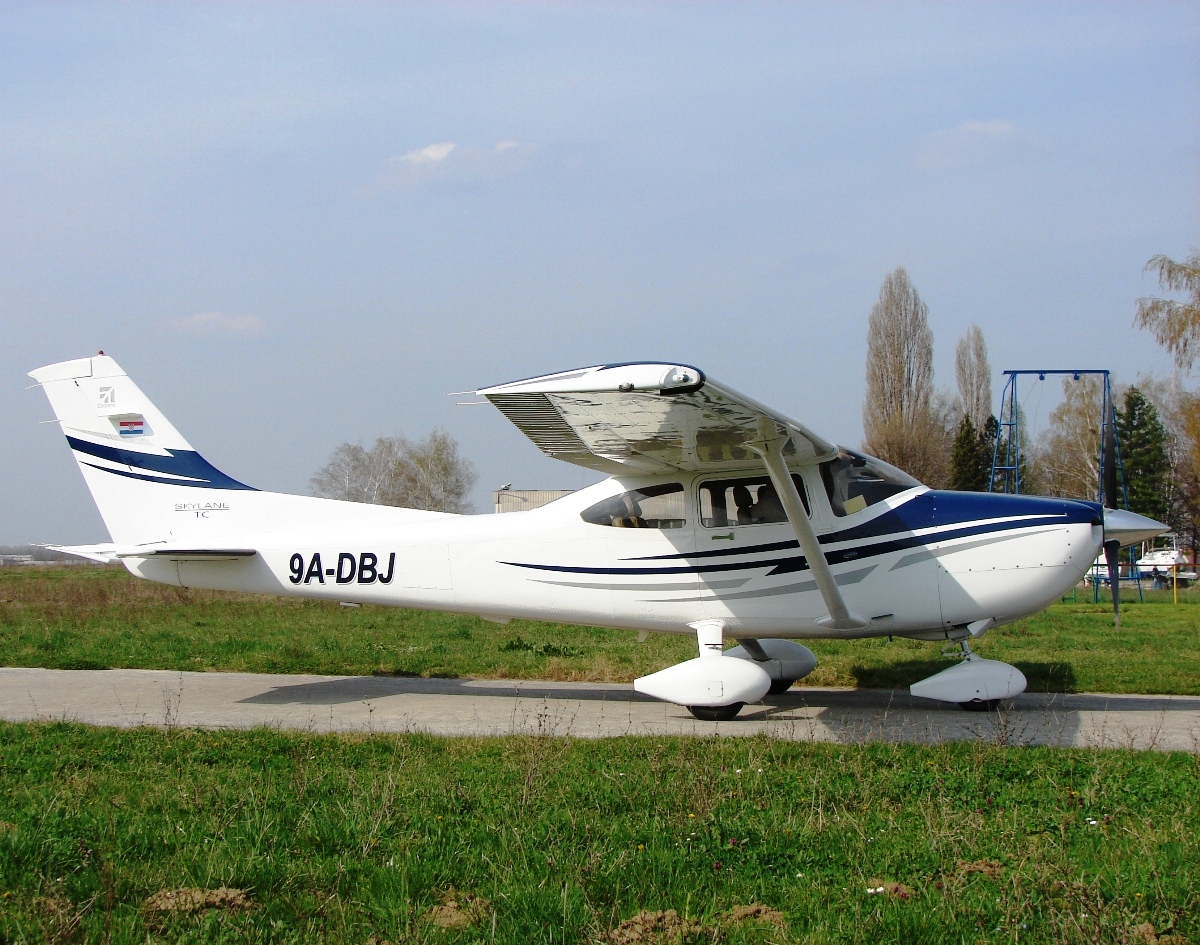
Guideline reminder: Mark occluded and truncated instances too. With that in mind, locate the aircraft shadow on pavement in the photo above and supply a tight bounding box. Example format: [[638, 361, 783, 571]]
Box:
[[239, 676, 657, 707], [236, 674, 1200, 715], [849, 659, 1079, 695]]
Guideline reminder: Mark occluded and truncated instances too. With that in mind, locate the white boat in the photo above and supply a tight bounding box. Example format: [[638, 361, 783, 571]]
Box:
[[1137, 538, 1196, 583], [1085, 542, 1196, 586], [1137, 547, 1189, 568]]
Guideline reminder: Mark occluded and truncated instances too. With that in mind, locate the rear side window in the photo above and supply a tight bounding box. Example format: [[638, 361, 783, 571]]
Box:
[[580, 483, 686, 528], [820, 449, 921, 516], [699, 475, 810, 527]]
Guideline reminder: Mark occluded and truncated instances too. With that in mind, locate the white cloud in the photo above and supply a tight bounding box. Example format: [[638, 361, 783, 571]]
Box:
[[403, 141, 457, 166], [917, 119, 1018, 170], [363, 139, 536, 194], [168, 312, 264, 337]]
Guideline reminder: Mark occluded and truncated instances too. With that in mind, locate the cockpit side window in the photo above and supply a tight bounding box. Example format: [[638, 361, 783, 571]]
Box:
[[820, 449, 922, 517], [699, 474, 810, 527], [580, 483, 686, 528]]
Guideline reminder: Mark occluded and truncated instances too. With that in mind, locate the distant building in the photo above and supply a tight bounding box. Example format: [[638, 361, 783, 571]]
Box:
[[493, 489, 574, 513]]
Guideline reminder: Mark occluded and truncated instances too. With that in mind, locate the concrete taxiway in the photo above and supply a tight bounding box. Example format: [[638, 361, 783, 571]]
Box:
[[1, 668, 1197, 751]]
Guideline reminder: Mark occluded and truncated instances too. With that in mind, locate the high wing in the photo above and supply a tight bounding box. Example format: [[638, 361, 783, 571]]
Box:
[[477, 362, 839, 474]]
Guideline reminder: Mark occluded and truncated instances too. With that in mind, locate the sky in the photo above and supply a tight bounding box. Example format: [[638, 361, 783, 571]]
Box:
[[3, 2, 1197, 543]]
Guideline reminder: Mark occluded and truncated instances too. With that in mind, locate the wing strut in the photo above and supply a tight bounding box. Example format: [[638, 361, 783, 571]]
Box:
[[749, 430, 869, 632]]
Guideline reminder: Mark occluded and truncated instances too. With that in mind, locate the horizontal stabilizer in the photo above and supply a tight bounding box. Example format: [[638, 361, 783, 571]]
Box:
[[47, 543, 257, 564]]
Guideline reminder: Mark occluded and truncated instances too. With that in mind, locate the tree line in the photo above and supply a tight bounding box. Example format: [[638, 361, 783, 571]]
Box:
[[862, 255, 1200, 556]]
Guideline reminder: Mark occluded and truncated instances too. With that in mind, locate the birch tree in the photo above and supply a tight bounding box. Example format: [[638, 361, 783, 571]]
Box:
[[1135, 251, 1200, 372], [311, 430, 477, 513]]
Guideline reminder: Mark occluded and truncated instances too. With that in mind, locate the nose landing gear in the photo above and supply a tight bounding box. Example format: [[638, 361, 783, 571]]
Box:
[[910, 638, 1027, 709]]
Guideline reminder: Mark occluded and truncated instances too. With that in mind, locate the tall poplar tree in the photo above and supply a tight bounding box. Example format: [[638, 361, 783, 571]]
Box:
[[862, 267, 946, 485]]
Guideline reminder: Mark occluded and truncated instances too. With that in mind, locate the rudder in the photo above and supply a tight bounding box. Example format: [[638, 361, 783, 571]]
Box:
[[29, 354, 256, 545]]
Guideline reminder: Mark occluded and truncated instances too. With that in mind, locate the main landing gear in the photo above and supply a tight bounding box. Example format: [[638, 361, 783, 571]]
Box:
[[687, 703, 746, 722], [633, 622, 821, 721], [633, 620, 772, 721]]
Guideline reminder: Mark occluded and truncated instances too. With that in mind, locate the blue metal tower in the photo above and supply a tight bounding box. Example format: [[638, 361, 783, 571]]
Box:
[[989, 369, 1126, 506]]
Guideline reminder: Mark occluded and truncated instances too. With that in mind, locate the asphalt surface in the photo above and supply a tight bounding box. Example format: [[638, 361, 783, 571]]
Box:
[[2, 667, 1198, 751]]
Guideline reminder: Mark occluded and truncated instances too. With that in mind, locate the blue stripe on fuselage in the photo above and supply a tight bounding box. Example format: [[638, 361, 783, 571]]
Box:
[[67, 436, 257, 491], [500, 492, 1101, 577], [626, 491, 1102, 560]]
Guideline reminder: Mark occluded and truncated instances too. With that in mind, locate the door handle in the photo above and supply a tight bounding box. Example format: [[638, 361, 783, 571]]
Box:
[[711, 533, 735, 541]]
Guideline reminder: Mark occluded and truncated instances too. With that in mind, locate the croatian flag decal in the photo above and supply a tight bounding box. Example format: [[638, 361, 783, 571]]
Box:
[[118, 418, 145, 437]]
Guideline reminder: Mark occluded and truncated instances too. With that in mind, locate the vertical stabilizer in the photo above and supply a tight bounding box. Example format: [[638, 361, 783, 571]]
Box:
[[29, 355, 256, 545]]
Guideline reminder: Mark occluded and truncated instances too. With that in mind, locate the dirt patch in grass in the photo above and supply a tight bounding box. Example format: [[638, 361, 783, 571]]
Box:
[[728, 903, 784, 926], [602, 903, 784, 943], [1128, 922, 1188, 945], [144, 887, 252, 914], [953, 858, 1003, 881], [424, 888, 491, 929], [603, 909, 704, 944], [31, 894, 83, 943]]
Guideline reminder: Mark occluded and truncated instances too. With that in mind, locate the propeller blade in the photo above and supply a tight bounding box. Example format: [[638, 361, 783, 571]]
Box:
[[1103, 421, 1119, 510], [1104, 539, 1121, 629]]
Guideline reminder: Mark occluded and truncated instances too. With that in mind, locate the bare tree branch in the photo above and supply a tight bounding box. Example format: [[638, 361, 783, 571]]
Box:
[[310, 430, 477, 513]]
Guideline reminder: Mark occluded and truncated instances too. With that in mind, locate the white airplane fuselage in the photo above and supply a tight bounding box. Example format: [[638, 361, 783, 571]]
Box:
[[34, 354, 1166, 715], [123, 472, 1104, 641]]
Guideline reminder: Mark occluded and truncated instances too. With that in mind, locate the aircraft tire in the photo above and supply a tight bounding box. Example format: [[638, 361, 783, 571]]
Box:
[[958, 699, 1001, 712], [687, 703, 745, 722], [767, 679, 795, 695]]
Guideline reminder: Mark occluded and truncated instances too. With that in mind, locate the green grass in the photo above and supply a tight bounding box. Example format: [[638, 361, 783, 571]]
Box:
[[0, 722, 1196, 944], [3, 566, 1200, 694]]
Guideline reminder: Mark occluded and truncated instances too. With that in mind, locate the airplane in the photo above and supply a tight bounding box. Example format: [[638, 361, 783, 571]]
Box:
[[29, 354, 1166, 720]]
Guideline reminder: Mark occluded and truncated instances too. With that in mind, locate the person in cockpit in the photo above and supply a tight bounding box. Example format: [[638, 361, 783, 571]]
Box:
[[751, 483, 785, 524]]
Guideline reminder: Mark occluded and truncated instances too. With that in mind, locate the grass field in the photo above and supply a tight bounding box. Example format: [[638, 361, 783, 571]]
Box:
[[0, 722, 1196, 944], [2, 566, 1199, 695]]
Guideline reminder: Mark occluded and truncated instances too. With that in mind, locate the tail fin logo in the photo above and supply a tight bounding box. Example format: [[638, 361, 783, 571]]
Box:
[[98, 386, 115, 407]]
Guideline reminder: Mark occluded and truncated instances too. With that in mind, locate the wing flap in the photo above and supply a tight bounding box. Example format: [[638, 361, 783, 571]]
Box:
[[479, 362, 837, 474]]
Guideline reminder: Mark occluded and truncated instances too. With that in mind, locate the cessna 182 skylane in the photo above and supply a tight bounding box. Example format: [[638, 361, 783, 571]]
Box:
[[31, 355, 1165, 720]]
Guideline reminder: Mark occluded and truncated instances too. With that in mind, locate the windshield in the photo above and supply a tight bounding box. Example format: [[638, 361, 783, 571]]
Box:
[[820, 449, 921, 517]]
